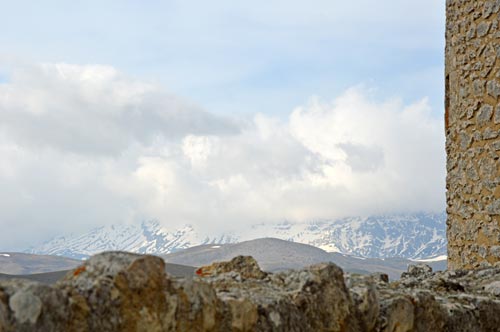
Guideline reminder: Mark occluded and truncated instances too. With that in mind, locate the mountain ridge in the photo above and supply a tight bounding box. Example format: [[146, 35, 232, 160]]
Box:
[[161, 237, 447, 280], [27, 212, 446, 260]]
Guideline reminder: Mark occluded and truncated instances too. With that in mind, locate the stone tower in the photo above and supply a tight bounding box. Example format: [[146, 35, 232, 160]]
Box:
[[446, 0, 500, 270]]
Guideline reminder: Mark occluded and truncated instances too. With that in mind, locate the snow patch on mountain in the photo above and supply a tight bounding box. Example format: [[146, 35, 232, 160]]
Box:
[[413, 255, 448, 262]]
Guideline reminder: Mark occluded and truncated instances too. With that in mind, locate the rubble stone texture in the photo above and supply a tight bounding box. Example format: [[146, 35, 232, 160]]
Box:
[[446, 0, 500, 269], [2, 252, 500, 331]]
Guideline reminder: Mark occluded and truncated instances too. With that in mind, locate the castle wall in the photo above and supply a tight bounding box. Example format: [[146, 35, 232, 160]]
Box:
[[446, 0, 500, 269], [3, 252, 500, 331]]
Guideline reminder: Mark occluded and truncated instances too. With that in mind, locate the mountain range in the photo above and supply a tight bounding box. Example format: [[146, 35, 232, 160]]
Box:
[[27, 212, 446, 261], [3, 238, 446, 283]]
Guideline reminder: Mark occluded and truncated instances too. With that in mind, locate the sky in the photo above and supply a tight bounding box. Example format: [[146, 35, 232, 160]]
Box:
[[0, 0, 446, 250]]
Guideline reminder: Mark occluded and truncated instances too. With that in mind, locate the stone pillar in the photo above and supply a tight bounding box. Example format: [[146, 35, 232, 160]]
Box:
[[446, 0, 500, 270]]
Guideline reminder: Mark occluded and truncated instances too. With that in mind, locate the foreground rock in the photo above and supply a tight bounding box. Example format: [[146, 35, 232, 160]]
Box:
[[0, 252, 500, 331]]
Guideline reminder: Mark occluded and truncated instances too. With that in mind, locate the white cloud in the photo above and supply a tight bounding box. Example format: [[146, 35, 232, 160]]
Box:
[[0, 64, 445, 250], [182, 135, 219, 168], [0, 63, 237, 156]]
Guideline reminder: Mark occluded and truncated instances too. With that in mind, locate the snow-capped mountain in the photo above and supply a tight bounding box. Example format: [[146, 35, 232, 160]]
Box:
[[306, 212, 447, 259], [27, 212, 446, 260], [28, 221, 237, 260]]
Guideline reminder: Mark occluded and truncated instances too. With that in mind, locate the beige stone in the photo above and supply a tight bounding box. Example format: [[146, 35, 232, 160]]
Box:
[[446, 0, 500, 270]]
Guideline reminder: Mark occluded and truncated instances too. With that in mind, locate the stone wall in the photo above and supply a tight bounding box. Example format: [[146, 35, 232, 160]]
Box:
[[446, 0, 500, 269], [2, 252, 500, 331]]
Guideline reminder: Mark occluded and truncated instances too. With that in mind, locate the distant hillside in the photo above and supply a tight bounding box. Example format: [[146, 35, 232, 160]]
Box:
[[0, 270, 69, 284], [27, 212, 446, 260], [0, 260, 196, 284], [0, 252, 80, 275], [162, 238, 446, 281], [163, 237, 333, 272]]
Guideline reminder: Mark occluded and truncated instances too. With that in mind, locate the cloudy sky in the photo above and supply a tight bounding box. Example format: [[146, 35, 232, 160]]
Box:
[[0, 0, 445, 250]]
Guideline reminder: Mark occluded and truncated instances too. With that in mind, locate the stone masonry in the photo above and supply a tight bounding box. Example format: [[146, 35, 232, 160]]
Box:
[[446, 0, 500, 269], [3, 252, 500, 331]]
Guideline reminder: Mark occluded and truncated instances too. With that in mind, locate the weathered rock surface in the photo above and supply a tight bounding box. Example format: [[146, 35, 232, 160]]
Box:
[[1, 252, 500, 331], [446, 0, 500, 270]]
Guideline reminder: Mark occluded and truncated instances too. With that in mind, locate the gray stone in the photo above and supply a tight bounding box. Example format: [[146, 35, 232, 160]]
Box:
[[477, 104, 493, 125], [8, 290, 42, 324], [482, 128, 498, 140], [487, 199, 500, 215], [408, 264, 433, 277], [492, 141, 500, 151], [460, 132, 473, 150], [495, 0, 500, 13], [467, 24, 476, 40], [473, 80, 485, 95], [483, 1, 494, 18], [473, 131, 483, 142], [490, 246, 500, 258], [487, 80, 500, 98], [484, 281, 500, 296], [494, 105, 500, 124], [479, 246, 488, 258], [466, 165, 480, 181], [477, 22, 491, 37]]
